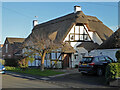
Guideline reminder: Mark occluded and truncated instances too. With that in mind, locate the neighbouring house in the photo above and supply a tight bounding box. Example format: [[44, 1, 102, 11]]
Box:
[[90, 28, 120, 62], [0, 44, 3, 58], [24, 6, 113, 68], [2, 37, 25, 60]]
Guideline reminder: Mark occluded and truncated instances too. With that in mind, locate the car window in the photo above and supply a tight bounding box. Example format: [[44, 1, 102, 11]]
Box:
[[94, 57, 99, 62], [105, 56, 113, 62], [98, 56, 106, 62], [81, 57, 94, 63]]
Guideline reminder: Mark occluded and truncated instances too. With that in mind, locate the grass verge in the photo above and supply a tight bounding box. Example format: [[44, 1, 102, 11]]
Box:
[[5, 66, 65, 77]]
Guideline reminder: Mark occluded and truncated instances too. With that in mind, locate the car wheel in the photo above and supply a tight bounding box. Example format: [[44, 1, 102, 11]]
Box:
[[97, 68, 103, 76]]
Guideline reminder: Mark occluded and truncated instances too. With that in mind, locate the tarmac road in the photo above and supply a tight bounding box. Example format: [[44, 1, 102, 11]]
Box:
[[2, 71, 119, 89], [2, 74, 65, 88]]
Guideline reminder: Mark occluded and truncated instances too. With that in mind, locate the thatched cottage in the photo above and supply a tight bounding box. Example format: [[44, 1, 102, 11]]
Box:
[[24, 6, 113, 68]]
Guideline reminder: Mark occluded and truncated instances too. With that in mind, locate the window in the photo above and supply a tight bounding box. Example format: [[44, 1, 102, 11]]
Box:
[[74, 55, 78, 59], [98, 56, 106, 62], [51, 53, 56, 60], [105, 56, 113, 62], [57, 53, 61, 60], [81, 57, 94, 63], [6, 44, 8, 53], [94, 57, 99, 62]]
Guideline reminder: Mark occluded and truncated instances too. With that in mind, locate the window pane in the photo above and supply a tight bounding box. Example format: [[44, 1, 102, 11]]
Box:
[[94, 57, 99, 62], [51, 53, 56, 59], [99, 57, 106, 61], [105, 57, 113, 62]]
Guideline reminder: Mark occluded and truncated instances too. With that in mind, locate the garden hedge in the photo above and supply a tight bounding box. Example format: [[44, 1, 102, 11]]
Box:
[[105, 63, 120, 84], [116, 50, 120, 63]]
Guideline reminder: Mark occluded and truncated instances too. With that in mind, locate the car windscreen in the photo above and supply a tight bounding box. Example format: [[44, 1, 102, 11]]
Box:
[[81, 57, 94, 63]]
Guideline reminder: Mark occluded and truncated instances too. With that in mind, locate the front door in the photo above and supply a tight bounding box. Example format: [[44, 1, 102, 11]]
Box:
[[62, 54, 70, 69]]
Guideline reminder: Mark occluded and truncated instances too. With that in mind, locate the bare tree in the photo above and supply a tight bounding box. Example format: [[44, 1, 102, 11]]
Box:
[[24, 31, 61, 71], [23, 29, 75, 71]]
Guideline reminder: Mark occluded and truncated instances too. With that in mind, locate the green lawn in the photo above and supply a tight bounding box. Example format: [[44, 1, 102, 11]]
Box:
[[5, 66, 65, 76]]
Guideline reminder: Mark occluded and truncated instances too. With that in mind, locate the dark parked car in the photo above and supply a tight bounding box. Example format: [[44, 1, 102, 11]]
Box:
[[78, 56, 114, 76]]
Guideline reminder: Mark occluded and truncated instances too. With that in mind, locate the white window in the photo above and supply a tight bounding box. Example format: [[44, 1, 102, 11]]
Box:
[[57, 53, 62, 60], [6, 44, 8, 53], [51, 53, 56, 60]]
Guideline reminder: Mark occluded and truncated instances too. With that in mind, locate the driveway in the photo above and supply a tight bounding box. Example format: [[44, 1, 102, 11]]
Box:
[[48, 73, 112, 88]]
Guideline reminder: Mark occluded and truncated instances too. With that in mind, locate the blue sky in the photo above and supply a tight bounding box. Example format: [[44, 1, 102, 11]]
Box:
[[1, 2, 118, 44]]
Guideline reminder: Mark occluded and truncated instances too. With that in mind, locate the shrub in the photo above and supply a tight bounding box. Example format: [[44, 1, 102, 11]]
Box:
[[105, 63, 120, 84], [0, 59, 5, 65], [5, 66, 16, 70], [5, 66, 21, 71], [18, 57, 29, 68], [115, 50, 120, 63]]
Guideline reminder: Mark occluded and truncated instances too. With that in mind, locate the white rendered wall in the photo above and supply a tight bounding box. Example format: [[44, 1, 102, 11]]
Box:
[[92, 32, 103, 45], [89, 49, 120, 62], [84, 25, 103, 45]]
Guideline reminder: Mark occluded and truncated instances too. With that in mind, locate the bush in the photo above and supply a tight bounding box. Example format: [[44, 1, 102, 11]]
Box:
[[105, 63, 120, 84], [18, 57, 29, 68], [5, 58, 18, 67], [115, 50, 120, 63], [5, 66, 17, 70], [0, 59, 5, 65]]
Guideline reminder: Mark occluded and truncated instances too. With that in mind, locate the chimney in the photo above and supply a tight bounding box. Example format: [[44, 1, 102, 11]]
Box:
[[33, 20, 38, 27], [74, 6, 81, 13]]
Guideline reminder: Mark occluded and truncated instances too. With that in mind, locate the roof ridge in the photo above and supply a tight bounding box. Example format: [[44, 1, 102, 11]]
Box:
[[35, 12, 75, 28]]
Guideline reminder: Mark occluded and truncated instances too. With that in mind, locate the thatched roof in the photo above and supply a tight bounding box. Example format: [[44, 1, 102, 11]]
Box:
[[25, 11, 113, 53], [6, 37, 25, 44], [87, 16, 113, 41], [77, 42, 99, 52], [98, 28, 120, 49]]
